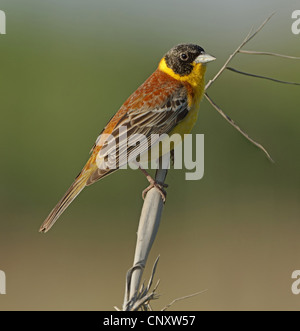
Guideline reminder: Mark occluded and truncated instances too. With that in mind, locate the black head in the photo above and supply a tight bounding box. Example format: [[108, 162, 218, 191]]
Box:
[[164, 44, 206, 77]]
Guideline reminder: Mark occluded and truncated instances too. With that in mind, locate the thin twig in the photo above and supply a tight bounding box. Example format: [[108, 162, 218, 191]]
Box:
[[227, 67, 300, 86], [123, 263, 144, 309], [146, 256, 160, 294], [239, 50, 300, 59], [118, 258, 161, 311], [243, 12, 276, 44], [131, 280, 161, 311], [204, 93, 274, 162], [205, 12, 276, 90], [204, 12, 300, 162], [161, 289, 208, 311]]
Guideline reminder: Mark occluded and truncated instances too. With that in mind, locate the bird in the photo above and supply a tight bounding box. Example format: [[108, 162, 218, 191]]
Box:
[[39, 43, 216, 233]]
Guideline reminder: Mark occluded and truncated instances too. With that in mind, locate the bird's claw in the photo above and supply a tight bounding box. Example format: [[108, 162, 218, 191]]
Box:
[[142, 181, 168, 202]]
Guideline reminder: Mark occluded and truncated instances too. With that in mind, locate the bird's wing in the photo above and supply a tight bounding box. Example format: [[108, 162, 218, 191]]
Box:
[[86, 82, 189, 185]]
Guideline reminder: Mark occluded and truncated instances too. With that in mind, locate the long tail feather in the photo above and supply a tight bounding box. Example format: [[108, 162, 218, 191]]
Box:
[[39, 170, 92, 233]]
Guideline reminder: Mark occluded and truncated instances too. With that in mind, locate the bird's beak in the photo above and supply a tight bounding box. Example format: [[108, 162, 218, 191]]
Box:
[[194, 53, 216, 64]]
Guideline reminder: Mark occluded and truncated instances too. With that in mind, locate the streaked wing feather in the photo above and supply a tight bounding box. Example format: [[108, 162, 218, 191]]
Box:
[[87, 84, 189, 185]]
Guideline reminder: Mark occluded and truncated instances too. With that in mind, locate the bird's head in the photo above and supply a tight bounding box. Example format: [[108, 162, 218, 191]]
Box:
[[159, 44, 216, 85]]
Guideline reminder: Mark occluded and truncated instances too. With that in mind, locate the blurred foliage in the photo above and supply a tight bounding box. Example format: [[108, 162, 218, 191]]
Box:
[[0, 0, 299, 310]]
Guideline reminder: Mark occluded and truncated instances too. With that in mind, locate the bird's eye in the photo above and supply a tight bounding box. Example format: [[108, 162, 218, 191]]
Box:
[[180, 53, 188, 61]]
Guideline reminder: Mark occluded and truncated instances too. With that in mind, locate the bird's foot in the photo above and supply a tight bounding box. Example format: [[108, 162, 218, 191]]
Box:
[[142, 179, 168, 202]]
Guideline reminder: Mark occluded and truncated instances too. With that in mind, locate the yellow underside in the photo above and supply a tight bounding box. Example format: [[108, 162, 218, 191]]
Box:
[[139, 58, 207, 162], [158, 57, 206, 138]]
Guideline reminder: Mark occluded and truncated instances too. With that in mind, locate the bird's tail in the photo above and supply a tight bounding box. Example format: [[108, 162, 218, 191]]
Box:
[[39, 169, 93, 233]]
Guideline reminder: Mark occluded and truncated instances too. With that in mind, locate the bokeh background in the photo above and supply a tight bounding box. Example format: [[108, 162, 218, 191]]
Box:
[[0, 0, 299, 311]]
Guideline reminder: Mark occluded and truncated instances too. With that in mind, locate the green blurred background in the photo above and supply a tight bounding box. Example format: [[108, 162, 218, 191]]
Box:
[[0, 0, 300, 311]]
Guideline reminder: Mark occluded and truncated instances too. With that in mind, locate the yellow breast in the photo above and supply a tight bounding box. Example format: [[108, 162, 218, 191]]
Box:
[[139, 58, 207, 164], [158, 57, 206, 137]]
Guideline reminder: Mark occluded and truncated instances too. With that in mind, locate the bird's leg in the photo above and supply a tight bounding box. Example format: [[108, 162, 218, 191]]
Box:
[[137, 164, 168, 202], [170, 149, 175, 166]]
